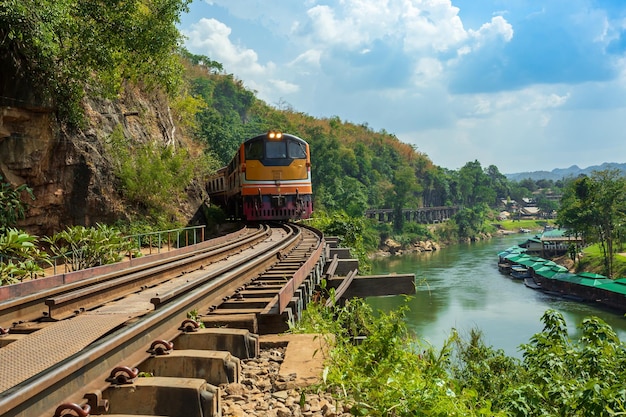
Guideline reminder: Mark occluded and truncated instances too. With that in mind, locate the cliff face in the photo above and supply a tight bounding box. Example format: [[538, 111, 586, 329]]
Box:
[[0, 86, 182, 236]]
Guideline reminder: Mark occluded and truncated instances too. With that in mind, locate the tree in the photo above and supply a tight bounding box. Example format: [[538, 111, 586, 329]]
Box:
[[453, 204, 489, 239], [1, 0, 191, 123], [391, 166, 422, 232], [485, 164, 510, 205], [457, 161, 496, 207], [535, 193, 559, 217], [557, 170, 626, 277]]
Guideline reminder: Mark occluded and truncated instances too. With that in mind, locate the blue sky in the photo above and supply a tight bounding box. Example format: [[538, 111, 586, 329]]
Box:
[[179, 0, 626, 174]]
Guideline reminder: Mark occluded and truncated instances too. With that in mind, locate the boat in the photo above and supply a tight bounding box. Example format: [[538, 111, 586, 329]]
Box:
[[510, 265, 530, 279], [498, 262, 511, 274]]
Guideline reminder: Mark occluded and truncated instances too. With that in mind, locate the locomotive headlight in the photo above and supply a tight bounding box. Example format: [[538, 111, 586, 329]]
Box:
[[267, 131, 283, 140]]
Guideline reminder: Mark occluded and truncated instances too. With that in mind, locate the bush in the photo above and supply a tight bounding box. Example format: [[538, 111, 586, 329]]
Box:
[[106, 124, 217, 221], [44, 224, 131, 271], [0, 176, 34, 231], [0, 229, 49, 284], [308, 211, 371, 273], [292, 298, 506, 416], [292, 302, 626, 416]]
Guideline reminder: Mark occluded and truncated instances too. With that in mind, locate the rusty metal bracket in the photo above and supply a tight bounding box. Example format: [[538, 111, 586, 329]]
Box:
[[179, 318, 200, 332], [53, 402, 91, 417], [147, 339, 174, 355], [105, 366, 139, 385]]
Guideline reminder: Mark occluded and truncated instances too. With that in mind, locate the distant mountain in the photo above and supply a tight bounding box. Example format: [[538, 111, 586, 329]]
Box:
[[505, 162, 626, 182]]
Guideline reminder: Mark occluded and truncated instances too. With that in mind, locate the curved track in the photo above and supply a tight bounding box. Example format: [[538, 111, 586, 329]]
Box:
[[0, 223, 326, 417]]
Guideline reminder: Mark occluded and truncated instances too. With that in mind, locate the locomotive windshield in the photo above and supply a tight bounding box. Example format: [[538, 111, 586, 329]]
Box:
[[245, 140, 264, 160], [288, 140, 307, 158], [266, 141, 287, 159], [245, 136, 307, 161]]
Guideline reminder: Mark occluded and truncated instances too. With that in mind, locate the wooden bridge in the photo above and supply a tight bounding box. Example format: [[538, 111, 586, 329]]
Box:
[[365, 206, 460, 224]]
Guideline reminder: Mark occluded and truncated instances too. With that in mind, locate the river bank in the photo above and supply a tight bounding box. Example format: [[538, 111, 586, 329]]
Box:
[[371, 228, 524, 258], [368, 233, 626, 357]]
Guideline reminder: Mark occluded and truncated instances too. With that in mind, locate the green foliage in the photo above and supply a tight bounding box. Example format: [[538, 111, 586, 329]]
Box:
[[451, 329, 523, 412], [202, 205, 227, 231], [453, 204, 490, 239], [191, 74, 262, 164], [457, 160, 498, 207], [577, 244, 626, 278], [292, 298, 506, 416], [1, 0, 190, 124], [558, 169, 626, 277], [517, 310, 626, 416], [0, 176, 35, 231], [44, 224, 131, 271], [106, 124, 217, 220], [0, 228, 50, 284], [401, 222, 434, 242], [308, 211, 372, 273], [293, 300, 626, 416], [392, 166, 422, 232], [170, 90, 207, 133], [118, 143, 193, 212]]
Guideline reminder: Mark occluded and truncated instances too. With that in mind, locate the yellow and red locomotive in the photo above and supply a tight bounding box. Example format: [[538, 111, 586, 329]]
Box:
[[207, 131, 313, 221]]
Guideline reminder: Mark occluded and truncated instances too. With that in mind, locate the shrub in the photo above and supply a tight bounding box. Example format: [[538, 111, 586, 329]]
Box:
[[0, 229, 49, 284], [0, 176, 34, 230], [44, 224, 131, 271], [292, 298, 506, 416]]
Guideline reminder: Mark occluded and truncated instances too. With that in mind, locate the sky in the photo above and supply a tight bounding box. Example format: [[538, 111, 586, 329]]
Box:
[[179, 0, 626, 174]]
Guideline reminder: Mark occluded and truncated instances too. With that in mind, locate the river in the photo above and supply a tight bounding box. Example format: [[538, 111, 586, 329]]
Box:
[[368, 234, 626, 358]]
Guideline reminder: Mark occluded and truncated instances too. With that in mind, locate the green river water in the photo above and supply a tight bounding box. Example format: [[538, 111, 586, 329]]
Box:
[[368, 234, 626, 358]]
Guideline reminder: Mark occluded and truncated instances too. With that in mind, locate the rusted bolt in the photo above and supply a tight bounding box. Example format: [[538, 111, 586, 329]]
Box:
[[179, 318, 199, 332], [53, 402, 91, 417], [148, 339, 174, 355], [106, 366, 139, 385]]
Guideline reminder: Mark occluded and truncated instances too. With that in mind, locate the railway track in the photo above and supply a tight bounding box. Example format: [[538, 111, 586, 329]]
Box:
[[0, 222, 327, 417]]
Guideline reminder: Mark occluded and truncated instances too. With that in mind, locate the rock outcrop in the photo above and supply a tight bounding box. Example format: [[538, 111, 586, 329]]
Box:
[[374, 237, 441, 257], [1, 85, 187, 236]]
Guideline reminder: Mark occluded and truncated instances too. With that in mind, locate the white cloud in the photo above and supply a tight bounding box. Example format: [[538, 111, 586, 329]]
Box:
[[306, 5, 374, 49], [183, 18, 268, 76], [401, 0, 467, 53], [289, 49, 322, 70], [268, 79, 300, 95], [412, 57, 443, 86], [468, 16, 514, 47]]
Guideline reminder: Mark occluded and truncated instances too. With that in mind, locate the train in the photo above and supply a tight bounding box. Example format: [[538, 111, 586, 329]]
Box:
[[207, 131, 313, 221]]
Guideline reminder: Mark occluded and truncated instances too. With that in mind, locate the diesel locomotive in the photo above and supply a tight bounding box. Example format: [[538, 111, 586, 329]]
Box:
[[207, 131, 313, 221]]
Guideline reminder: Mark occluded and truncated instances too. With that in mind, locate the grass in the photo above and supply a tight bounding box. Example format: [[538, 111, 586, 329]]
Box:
[[492, 219, 555, 232], [579, 243, 626, 278]]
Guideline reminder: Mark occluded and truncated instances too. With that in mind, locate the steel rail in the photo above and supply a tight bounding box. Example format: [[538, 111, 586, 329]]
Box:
[[0, 224, 267, 327], [44, 224, 273, 320], [0, 223, 304, 417]]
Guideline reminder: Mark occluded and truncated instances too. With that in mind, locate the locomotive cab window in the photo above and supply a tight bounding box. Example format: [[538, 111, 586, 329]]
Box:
[[245, 140, 263, 160], [288, 140, 307, 159], [266, 141, 287, 159]]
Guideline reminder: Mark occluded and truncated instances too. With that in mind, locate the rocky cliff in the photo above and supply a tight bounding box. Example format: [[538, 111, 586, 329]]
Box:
[[0, 85, 193, 237]]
